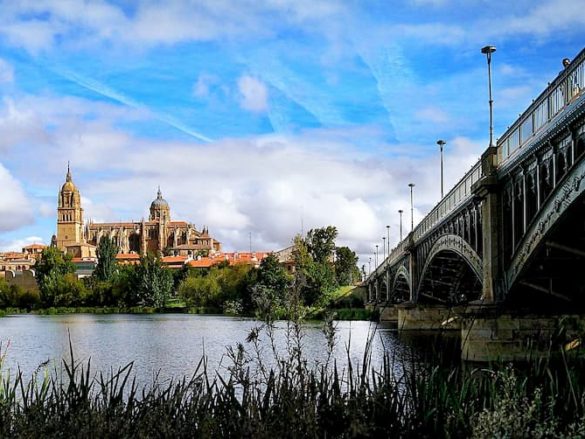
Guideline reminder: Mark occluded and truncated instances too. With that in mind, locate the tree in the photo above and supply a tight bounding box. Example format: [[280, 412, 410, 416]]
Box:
[[250, 254, 292, 314], [94, 236, 119, 282], [35, 247, 76, 306], [133, 253, 174, 307], [293, 233, 337, 306], [334, 246, 360, 285], [306, 226, 338, 264]]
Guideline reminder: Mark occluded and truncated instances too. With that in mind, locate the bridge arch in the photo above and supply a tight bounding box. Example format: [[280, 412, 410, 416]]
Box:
[[416, 234, 483, 304], [506, 152, 585, 308], [391, 265, 411, 303]]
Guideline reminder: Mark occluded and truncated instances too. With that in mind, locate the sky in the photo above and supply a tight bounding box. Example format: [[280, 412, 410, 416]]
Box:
[[0, 0, 584, 267]]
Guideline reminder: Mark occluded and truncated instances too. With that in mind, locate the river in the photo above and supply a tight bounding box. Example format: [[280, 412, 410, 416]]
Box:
[[0, 313, 459, 387]]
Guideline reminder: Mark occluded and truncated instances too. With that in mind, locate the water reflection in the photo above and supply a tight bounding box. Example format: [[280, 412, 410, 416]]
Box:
[[0, 314, 460, 387]]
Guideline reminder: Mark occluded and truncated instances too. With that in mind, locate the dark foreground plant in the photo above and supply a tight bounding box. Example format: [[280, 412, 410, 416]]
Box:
[[1, 331, 585, 438]]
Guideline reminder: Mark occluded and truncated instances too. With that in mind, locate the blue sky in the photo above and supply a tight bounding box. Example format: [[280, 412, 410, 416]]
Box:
[[0, 0, 583, 263]]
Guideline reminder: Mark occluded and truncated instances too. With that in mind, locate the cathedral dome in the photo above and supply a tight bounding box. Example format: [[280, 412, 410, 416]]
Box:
[[61, 164, 77, 192], [150, 187, 169, 209], [61, 180, 77, 192]]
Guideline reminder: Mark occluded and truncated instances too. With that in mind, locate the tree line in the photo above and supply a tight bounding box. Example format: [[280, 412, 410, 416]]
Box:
[[0, 226, 361, 315]]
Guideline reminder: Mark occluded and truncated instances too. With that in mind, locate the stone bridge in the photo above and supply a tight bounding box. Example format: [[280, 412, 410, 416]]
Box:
[[365, 48, 585, 360]]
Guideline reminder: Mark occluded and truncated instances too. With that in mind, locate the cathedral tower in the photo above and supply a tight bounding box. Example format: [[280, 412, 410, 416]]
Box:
[[149, 187, 171, 221], [56, 164, 84, 251]]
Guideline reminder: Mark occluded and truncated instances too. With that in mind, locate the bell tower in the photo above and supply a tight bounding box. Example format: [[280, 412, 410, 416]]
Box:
[[56, 163, 84, 251]]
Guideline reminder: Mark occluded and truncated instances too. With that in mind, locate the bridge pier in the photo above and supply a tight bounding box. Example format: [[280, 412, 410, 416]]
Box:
[[378, 305, 398, 322], [396, 303, 463, 330], [461, 309, 585, 362]]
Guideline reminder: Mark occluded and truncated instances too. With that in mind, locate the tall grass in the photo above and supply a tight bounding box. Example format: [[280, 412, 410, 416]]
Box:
[[1, 324, 585, 437]]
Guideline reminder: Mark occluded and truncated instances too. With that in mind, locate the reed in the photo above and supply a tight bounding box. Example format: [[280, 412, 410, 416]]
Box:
[[1, 326, 584, 437]]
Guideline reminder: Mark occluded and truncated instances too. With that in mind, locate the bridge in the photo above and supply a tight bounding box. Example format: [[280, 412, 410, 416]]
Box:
[[365, 48, 585, 360]]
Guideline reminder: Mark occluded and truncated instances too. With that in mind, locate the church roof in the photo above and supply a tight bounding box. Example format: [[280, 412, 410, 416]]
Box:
[[61, 163, 78, 193], [150, 187, 169, 209]]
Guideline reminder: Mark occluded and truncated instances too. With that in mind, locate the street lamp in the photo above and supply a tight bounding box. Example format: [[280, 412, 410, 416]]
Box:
[[382, 236, 386, 262], [408, 183, 415, 232], [398, 210, 403, 241], [368, 257, 372, 275], [375, 245, 379, 267], [481, 45, 497, 147], [386, 225, 390, 255], [437, 139, 446, 199]]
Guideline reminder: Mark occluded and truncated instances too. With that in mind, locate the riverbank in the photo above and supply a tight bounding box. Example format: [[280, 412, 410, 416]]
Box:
[[0, 305, 377, 320]]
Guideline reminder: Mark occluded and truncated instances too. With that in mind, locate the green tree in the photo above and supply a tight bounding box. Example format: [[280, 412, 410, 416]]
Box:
[[94, 236, 119, 282], [294, 230, 338, 305], [250, 254, 292, 315], [306, 226, 338, 264], [133, 253, 173, 307], [35, 247, 76, 306], [178, 272, 220, 307], [334, 246, 360, 285]]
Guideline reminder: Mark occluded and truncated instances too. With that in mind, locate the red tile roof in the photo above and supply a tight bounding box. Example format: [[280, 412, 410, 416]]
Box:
[[161, 256, 188, 264], [115, 253, 141, 260]]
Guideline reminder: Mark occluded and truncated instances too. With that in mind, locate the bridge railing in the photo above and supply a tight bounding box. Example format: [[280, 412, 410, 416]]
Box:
[[413, 159, 482, 242], [368, 159, 482, 283], [497, 48, 585, 166]]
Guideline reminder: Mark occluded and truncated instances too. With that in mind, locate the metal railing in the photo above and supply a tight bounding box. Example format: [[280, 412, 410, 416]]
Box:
[[497, 48, 585, 165], [368, 160, 482, 282]]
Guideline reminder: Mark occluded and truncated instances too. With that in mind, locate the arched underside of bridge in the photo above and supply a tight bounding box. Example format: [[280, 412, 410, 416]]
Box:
[[378, 279, 388, 302], [391, 267, 411, 303], [417, 235, 483, 305], [506, 191, 585, 312]]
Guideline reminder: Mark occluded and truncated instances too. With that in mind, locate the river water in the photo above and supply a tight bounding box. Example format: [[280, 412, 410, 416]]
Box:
[[0, 314, 458, 387]]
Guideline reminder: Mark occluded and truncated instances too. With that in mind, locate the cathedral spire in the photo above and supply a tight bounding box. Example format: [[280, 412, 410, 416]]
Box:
[[157, 186, 162, 199], [66, 161, 72, 182]]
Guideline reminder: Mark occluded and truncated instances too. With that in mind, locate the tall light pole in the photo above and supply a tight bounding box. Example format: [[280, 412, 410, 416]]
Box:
[[437, 139, 446, 199], [408, 183, 415, 232], [375, 245, 379, 267], [386, 225, 390, 255], [368, 257, 372, 275], [398, 210, 403, 241], [382, 236, 386, 262], [481, 45, 497, 147]]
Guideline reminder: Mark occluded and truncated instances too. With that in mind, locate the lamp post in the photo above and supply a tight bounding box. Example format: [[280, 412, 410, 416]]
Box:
[[382, 236, 386, 262], [386, 225, 390, 255], [408, 183, 415, 232], [481, 45, 497, 147], [368, 257, 372, 275], [398, 210, 403, 241], [375, 245, 379, 267], [437, 139, 446, 198]]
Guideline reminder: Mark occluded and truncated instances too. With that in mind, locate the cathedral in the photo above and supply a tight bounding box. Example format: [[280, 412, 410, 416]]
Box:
[[55, 165, 221, 258]]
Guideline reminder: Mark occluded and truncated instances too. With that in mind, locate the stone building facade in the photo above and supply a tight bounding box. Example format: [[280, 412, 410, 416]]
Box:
[[55, 166, 221, 257]]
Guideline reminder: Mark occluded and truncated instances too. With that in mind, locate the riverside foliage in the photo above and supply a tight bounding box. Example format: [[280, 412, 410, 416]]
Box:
[[1, 319, 584, 438], [1, 227, 362, 316]]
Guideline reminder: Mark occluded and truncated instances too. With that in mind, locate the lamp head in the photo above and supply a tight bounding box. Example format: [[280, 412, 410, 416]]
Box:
[[437, 139, 446, 146], [481, 45, 496, 54], [408, 183, 415, 188]]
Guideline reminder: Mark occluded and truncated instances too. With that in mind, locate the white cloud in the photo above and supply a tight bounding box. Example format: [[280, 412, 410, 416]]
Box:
[[415, 106, 450, 124], [0, 89, 487, 265], [0, 58, 14, 83], [237, 75, 269, 113], [0, 235, 45, 252], [0, 0, 345, 53], [0, 163, 34, 232]]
